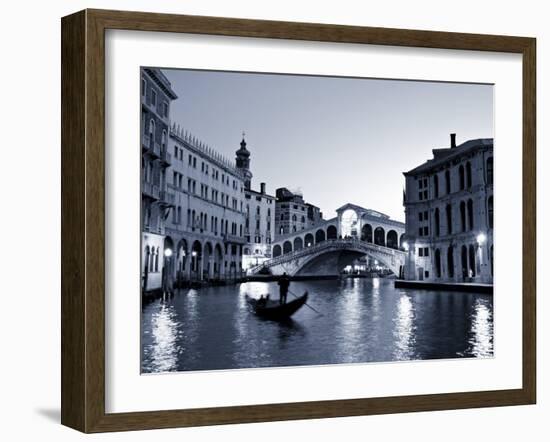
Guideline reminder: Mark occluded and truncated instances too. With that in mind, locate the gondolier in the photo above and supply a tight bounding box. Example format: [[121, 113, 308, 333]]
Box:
[[278, 272, 290, 304]]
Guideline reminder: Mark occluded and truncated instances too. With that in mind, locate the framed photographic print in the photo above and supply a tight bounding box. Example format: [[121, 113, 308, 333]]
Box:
[[61, 9, 536, 433]]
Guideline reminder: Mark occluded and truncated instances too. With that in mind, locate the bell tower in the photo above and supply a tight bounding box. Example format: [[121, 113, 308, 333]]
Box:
[[235, 132, 253, 189]]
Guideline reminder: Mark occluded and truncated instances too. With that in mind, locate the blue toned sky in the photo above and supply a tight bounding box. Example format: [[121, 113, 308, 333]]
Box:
[[163, 69, 493, 222]]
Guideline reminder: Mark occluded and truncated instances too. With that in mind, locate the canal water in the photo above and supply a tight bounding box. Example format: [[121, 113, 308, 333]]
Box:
[[141, 278, 493, 373]]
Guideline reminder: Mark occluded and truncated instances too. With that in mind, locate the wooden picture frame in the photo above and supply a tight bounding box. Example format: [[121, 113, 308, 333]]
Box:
[[61, 8, 536, 433]]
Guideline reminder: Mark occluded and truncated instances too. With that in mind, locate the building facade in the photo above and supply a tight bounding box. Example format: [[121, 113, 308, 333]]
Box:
[[141, 68, 178, 293], [274, 188, 323, 237], [242, 183, 276, 271], [163, 128, 248, 288], [232, 136, 277, 271], [402, 134, 494, 284], [141, 68, 251, 294]]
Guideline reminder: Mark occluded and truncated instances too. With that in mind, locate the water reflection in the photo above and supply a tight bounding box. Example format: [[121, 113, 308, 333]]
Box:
[[147, 303, 179, 372], [393, 294, 417, 360], [141, 278, 494, 373], [468, 297, 494, 357]]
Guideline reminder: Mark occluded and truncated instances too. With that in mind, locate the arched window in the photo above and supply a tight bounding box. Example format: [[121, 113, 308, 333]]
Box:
[[154, 247, 159, 272], [488, 195, 494, 229], [468, 244, 476, 277], [461, 245, 468, 280], [148, 119, 155, 148], [315, 229, 326, 243], [144, 246, 150, 272], [292, 214, 297, 222], [435, 249, 441, 278], [149, 248, 155, 272], [466, 162, 472, 188], [446, 204, 453, 235], [283, 241, 293, 254], [467, 199, 474, 230], [445, 170, 451, 194], [301, 216, 305, 223], [460, 201, 466, 232], [459, 165, 465, 190], [147, 162, 153, 183], [161, 130, 167, 151], [434, 208, 440, 236], [256, 206, 260, 215], [447, 246, 454, 278], [144, 206, 151, 228], [487, 157, 494, 185], [267, 208, 271, 217], [434, 174, 439, 198], [387, 230, 398, 249], [280, 213, 284, 220], [361, 224, 373, 242], [374, 227, 385, 246]]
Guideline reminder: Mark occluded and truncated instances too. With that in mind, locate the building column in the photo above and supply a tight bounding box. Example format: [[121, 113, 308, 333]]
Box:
[[208, 257, 214, 279]]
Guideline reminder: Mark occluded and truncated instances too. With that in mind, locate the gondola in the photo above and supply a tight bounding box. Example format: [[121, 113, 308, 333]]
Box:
[[245, 292, 309, 320]]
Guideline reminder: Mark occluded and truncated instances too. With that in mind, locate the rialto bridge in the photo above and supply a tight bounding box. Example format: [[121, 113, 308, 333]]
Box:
[[250, 203, 406, 277]]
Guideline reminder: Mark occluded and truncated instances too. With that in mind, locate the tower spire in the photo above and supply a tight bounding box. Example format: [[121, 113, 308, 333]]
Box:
[[235, 132, 252, 189]]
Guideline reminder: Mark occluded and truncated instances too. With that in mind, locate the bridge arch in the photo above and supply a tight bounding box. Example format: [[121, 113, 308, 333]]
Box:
[[293, 237, 303, 251], [272, 240, 406, 277], [374, 227, 385, 246], [273, 244, 282, 257], [305, 233, 314, 247]]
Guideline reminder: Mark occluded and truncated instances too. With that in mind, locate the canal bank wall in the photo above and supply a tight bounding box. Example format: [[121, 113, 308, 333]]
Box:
[[394, 280, 493, 294], [243, 275, 339, 282]]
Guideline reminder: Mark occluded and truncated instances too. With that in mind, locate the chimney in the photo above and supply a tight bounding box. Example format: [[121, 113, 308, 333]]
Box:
[[450, 133, 457, 149], [260, 182, 266, 194]]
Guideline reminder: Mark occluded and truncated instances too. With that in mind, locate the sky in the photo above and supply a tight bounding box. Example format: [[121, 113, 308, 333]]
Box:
[[162, 68, 493, 222]]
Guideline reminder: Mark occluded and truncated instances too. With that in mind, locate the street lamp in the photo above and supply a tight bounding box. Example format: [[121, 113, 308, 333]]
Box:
[[476, 233, 487, 245], [164, 248, 173, 257]]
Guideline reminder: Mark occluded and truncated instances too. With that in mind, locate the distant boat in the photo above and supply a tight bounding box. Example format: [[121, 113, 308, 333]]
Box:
[[245, 292, 309, 320]]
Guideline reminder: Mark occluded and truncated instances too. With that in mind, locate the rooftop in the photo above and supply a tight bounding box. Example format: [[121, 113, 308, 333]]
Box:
[[404, 137, 493, 176]]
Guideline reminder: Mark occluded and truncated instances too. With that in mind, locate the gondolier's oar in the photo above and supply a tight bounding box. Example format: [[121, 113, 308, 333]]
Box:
[[288, 289, 323, 316]]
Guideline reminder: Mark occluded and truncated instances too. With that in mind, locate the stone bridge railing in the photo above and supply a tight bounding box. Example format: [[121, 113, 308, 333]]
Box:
[[248, 238, 405, 274]]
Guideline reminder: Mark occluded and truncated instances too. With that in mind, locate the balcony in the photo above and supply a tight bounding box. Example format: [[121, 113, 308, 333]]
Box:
[[142, 135, 161, 158], [142, 182, 159, 200], [159, 148, 172, 165], [223, 234, 247, 245], [159, 190, 175, 206]]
